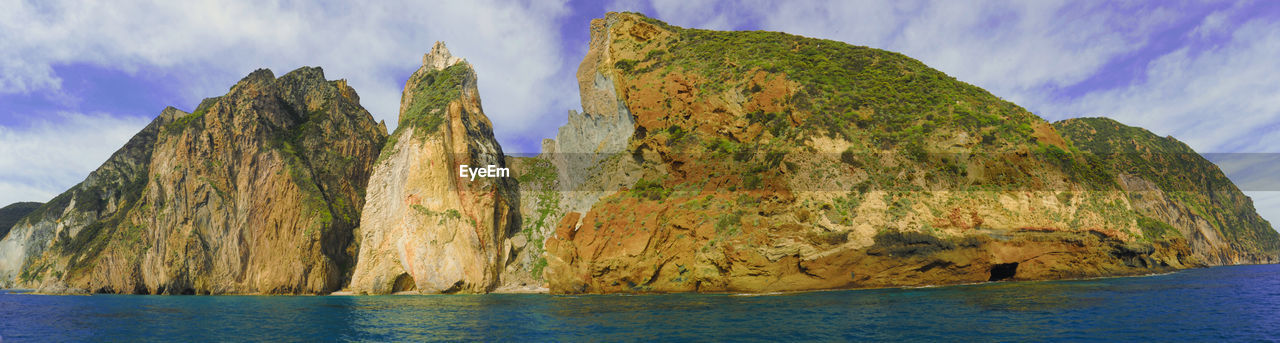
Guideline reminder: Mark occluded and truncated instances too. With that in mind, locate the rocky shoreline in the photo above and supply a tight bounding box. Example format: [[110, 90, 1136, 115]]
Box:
[[1, 12, 1277, 295]]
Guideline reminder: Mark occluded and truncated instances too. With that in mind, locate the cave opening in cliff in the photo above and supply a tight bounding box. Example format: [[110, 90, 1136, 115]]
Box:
[[392, 273, 417, 293], [988, 262, 1018, 281]]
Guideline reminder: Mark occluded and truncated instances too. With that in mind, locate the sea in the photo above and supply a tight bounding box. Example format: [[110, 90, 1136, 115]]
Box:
[[2, 264, 1278, 342]]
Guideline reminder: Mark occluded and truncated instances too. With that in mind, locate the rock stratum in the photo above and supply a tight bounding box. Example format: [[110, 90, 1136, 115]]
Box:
[[0, 67, 387, 294], [1, 12, 1276, 295]]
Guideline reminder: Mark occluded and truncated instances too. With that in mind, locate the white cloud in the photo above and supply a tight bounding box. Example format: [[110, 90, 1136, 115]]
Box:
[[1192, 9, 1231, 39], [642, 0, 748, 31], [0, 112, 151, 205], [1047, 19, 1280, 153], [0, 0, 574, 153]]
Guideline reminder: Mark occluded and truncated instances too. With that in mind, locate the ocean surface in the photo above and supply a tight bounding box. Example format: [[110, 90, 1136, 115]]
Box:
[[2, 264, 1278, 342]]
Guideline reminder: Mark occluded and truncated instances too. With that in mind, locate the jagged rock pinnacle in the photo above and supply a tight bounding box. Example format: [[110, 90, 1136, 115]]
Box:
[[423, 41, 464, 71]]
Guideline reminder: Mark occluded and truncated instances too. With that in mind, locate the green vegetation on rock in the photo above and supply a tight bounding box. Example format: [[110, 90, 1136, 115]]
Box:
[[399, 63, 473, 138], [0, 202, 42, 240], [515, 157, 560, 280], [613, 12, 1115, 193], [1056, 117, 1280, 258]]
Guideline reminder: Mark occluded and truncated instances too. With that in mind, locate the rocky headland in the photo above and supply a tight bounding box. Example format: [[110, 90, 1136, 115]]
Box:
[[1, 12, 1276, 295]]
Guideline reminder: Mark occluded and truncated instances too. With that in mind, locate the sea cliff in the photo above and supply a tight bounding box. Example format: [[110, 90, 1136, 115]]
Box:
[[1, 12, 1275, 295]]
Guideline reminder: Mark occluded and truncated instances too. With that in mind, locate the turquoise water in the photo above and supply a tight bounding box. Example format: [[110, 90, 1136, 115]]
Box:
[[2, 264, 1278, 341]]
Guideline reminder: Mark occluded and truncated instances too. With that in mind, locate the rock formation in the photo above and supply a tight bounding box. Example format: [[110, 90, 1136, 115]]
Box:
[[0, 67, 387, 294], [2, 12, 1276, 296], [0, 202, 41, 242], [541, 12, 1279, 293], [1055, 117, 1280, 264], [0, 108, 174, 290], [347, 42, 521, 294]]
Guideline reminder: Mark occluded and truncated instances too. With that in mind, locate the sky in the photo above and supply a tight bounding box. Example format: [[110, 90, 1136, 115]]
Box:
[[2, 0, 1280, 226]]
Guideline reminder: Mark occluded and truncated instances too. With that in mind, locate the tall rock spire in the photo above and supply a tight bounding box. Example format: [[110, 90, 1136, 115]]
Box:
[[349, 43, 520, 294], [423, 41, 463, 71]]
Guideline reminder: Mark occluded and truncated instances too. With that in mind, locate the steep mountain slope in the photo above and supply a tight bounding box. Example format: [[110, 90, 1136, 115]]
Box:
[[347, 43, 521, 294], [542, 12, 1271, 294], [2, 67, 387, 294], [1055, 117, 1280, 264], [0, 202, 41, 241], [0, 109, 174, 290]]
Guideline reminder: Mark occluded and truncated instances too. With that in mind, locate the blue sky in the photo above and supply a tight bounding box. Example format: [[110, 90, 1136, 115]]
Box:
[[3, 0, 1280, 226]]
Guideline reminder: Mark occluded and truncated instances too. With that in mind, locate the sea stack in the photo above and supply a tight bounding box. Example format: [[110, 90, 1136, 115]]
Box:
[[347, 42, 521, 294]]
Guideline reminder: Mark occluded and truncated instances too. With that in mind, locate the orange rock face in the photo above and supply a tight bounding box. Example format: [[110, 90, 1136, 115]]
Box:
[[5, 67, 387, 294], [347, 42, 521, 294], [541, 13, 1257, 294]]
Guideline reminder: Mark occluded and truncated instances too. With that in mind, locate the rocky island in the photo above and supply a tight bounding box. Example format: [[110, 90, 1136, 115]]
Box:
[[0, 12, 1275, 295]]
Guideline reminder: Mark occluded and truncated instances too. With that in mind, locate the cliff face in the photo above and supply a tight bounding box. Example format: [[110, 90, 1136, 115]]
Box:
[[2, 13, 1274, 296], [1055, 118, 1280, 264], [0, 202, 42, 242], [347, 42, 521, 294], [0, 109, 173, 290], [2, 67, 387, 294], [542, 14, 640, 196], [541, 12, 1271, 294]]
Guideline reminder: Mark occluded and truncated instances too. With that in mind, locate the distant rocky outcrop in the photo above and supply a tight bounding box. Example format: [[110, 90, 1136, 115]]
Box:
[[1, 67, 387, 294], [0, 202, 41, 241], [347, 42, 521, 294], [1055, 117, 1280, 264], [0, 108, 173, 290]]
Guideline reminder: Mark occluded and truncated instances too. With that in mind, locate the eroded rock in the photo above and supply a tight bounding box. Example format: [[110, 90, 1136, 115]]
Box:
[[348, 42, 520, 294], [2, 67, 387, 294]]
